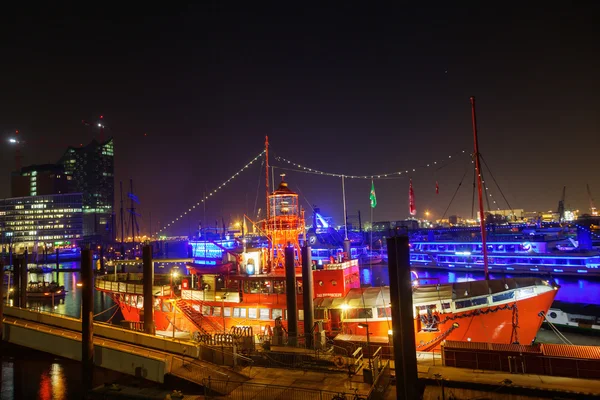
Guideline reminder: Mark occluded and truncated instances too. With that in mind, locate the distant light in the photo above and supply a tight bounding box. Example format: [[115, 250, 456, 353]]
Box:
[[97, 123, 102, 127], [76, 282, 83, 287], [9, 138, 17, 143]]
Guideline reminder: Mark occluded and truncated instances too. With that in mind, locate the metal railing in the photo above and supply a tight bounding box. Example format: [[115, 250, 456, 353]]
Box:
[[203, 377, 360, 400]]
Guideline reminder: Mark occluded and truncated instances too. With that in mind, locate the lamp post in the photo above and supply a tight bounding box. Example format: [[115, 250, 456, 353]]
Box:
[[218, 293, 227, 333], [358, 323, 372, 370]]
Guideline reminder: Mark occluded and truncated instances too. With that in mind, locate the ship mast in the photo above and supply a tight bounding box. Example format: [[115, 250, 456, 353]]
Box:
[[470, 96, 489, 280], [265, 136, 271, 267]]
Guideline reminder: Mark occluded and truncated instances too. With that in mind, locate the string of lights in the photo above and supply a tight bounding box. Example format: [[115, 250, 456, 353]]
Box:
[[273, 149, 467, 179], [157, 150, 265, 234], [575, 224, 600, 240]]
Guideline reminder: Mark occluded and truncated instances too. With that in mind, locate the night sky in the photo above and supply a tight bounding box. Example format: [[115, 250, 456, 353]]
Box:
[[1, 4, 598, 235]]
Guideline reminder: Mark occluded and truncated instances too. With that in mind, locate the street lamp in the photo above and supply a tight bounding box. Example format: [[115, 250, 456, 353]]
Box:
[[216, 293, 227, 333], [357, 323, 373, 370]]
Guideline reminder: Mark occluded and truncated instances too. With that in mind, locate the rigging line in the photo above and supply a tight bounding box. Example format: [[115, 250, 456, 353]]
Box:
[[480, 154, 514, 212], [253, 158, 265, 219], [293, 184, 315, 213], [273, 165, 405, 180], [480, 169, 493, 213], [441, 162, 470, 221], [273, 149, 467, 179], [158, 150, 265, 233]]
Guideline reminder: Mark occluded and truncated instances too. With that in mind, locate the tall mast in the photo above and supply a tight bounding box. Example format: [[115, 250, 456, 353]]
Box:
[[470, 96, 489, 280], [120, 181, 124, 258], [130, 179, 135, 255], [264, 136, 271, 267], [265, 136, 270, 220]]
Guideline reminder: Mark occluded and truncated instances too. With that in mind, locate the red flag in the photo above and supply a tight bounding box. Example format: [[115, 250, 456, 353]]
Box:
[[409, 179, 416, 216], [435, 181, 439, 195]]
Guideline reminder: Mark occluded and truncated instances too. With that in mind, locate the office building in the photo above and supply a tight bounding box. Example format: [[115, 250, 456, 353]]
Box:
[[0, 193, 83, 253], [11, 164, 70, 198]]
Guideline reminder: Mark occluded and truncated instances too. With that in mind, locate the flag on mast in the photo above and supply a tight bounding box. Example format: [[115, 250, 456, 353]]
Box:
[[409, 179, 416, 216], [370, 180, 377, 208]]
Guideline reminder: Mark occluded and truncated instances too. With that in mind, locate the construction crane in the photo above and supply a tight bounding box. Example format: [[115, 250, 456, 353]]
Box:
[[587, 184, 598, 216], [557, 186, 566, 222]]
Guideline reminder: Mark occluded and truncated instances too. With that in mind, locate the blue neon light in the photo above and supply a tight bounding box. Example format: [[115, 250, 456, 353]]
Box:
[[554, 269, 564, 272]]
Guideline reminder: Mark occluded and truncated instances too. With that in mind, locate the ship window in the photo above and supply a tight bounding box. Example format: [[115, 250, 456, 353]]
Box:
[[248, 308, 258, 319], [455, 299, 472, 309], [314, 309, 326, 320], [244, 280, 261, 294], [492, 291, 514, 303], [273, 280, 285, 294], [377, 307, 392, 318], [471, 297, 488, 306], [442, 303, 451, 310], [346, 308, 373, 319], [259, 308, 270, 320], [233, 307, 246, 318], [137, 296, 143, 308], [298, 309, 304, 321], [162, 302, 171, 312], [213, 307, 222, 316], [202, 305, 211, 315], [272, 309, 283, 320], [224, 307, 232, 317]]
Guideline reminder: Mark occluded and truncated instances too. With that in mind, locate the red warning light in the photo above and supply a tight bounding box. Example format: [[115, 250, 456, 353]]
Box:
[[15, 130, 19, 134], [100, 115, 104, 119]]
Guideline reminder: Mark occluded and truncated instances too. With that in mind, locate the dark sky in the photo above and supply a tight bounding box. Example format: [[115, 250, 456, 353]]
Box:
[[1, 4, 598, 235]]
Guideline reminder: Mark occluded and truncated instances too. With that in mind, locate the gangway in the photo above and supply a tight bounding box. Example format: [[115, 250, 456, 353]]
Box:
[[174, 299, 225, 335]]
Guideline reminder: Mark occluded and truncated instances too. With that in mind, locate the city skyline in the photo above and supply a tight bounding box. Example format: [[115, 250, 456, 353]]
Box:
[[1, 4, 598, 235]]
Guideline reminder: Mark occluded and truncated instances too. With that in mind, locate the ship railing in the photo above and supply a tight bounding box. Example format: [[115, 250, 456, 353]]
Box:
[[95, 275, 172, 296], [322, 258, 359, 270]]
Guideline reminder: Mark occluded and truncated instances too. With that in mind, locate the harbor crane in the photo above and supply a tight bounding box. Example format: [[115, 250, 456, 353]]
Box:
[[557, 186, 566, 222], [587, 184, 598, 216]]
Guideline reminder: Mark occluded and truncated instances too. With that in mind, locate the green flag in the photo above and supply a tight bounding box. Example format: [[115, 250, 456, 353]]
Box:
[[370, 180, 377, 208]]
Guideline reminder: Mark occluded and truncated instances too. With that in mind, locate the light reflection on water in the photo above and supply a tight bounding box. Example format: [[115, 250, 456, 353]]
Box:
[[1, 261, 123, 399]]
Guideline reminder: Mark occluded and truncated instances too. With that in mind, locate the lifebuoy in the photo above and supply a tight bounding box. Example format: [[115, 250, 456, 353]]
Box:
[[334, 356, 345, 368]]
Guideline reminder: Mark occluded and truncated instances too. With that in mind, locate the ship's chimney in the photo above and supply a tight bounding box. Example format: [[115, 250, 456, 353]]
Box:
[[284, 245, 298, 346]]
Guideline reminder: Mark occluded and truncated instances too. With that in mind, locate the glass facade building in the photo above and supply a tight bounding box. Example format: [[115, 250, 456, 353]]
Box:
[[58, 138, 114, 241], [0, 193, 83, 252]]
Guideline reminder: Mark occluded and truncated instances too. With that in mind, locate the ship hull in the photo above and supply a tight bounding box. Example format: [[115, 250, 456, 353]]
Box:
[[108, 285, 556, 349]]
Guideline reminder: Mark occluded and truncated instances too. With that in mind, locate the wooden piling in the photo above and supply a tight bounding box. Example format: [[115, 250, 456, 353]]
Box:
[[81, 248, 94, 394], [143, 245, 155, 335]]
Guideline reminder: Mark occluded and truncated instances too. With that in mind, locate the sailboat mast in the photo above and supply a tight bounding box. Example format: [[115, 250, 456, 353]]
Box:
[[130, 179, 135, 254], [470, 96, 489, 280], [265, 136, 270, 219], [120, 181, 124, 257], [265, 136, 271, 267]]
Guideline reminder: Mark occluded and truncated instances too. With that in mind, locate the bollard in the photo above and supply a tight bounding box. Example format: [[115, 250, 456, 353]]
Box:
[[387, 236, 418, 400], [284, 246, 298, 346], [81, 248, 94, 393], [301, 245, 314, 349], [142, 245, 155, 335]]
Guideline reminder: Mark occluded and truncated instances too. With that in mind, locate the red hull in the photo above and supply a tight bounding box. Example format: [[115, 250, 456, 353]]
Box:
[[111, 285, 556, 350]]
